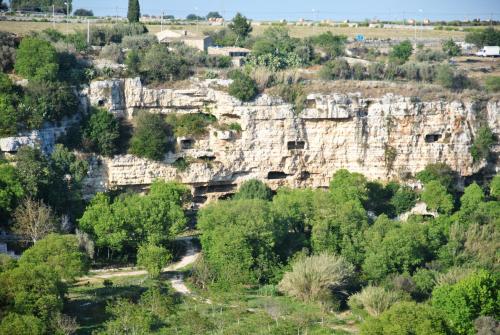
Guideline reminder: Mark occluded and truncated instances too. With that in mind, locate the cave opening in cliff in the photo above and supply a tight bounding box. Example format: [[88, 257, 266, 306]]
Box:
[[98, 99, 105, 107], [425, 134, 442, 143], [267, 171, 289, 180], [199, 155, 216, 162], [180, 139, 195, 149], [192, 195, 208, 204], [287, 141, 305, 150], [195, 184, 237, 194], [299, 171, 311, 180], [218, 193, 235, 200]]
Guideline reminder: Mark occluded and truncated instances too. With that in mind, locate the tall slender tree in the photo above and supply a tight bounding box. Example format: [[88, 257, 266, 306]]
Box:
[[128, 0, 141, 23]]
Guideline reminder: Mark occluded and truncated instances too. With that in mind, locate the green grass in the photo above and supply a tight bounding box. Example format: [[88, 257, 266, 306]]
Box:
[[64, 275, 150, 335]]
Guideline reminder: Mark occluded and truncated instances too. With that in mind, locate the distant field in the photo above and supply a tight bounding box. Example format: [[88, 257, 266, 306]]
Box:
[[0, 20, 467, 40]]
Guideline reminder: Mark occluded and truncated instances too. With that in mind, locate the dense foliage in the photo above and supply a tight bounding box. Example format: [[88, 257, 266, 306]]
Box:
[[228, 70, 259, 101], [129, 112, 172, 161]]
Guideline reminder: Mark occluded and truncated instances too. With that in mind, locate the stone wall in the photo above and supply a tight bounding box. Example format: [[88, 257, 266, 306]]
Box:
[[84, 78, 500, 203]]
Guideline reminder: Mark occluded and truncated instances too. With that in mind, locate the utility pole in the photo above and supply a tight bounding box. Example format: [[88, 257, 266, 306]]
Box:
[[87, 19, 90, 44], [161, 11, 164, 31], [312, 8, 316, 34], [64, 1, 69, 33]]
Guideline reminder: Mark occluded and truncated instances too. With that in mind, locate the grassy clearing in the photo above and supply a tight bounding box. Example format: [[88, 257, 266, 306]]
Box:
[[0, 20, 466, 40], [65, 275, 150, 335]]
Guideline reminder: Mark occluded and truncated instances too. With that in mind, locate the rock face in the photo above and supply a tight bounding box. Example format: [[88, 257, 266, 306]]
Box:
[[85, 78, 499, 204]]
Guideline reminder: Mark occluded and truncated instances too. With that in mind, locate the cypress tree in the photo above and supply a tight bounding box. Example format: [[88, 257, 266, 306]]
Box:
[[127, 0, 140, 23]]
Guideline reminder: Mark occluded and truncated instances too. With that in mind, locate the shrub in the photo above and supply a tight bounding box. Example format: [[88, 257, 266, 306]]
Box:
[[99, 44, 123, 63], [421, 180, 454, 214], [278, 252, 355, 303], [121, 34, 157, 50], [81, 108, 121, 156], [311, 32, 347, 60], [90, 23, 147, 46], [18, 234, 89, 281], [14, 37, 59, 81], [368, 62, 385, 80], [351, 63, 365, 80], [319, 58, 351, 80], [390, 186, 418, 215], [470, 126, 496, 162], [389, 40, 413, 64], [140, 43, 192, 82], [348, 286, 401, 317], [416, 163, 456, 192], [234, 179, 273, 201], [125, 49, 141, 75], [360, 301, 450, 335], [129, 112, 172, 161], [137, 243, 172, 278], [484, 76, 500, 93], [436, 64, 471, 90], [0, 90, 18, 136], [21, 81, 78, 128], [0, 31, 18, 72], [0, 313, 45, 335], [432, 270, 498, 335], [228, 70, 258, 102], [415, 48, 447, 62], [165, 113, 216, 138], [442, 38, 462, 56], [272, 84, 306, 113]]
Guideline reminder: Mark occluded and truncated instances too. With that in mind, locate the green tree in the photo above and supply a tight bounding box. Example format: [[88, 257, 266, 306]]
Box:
[[0, 313, 45, 335], [127, 0, 141, 23], [442, 38, 461, 57], [360, 301, 450, 335], [311, 32, 347, 60], [0, 264, 64, 322], [390, 186, 418, 215], [432, 270, 498, 335], [421, 180, 454, 214], [129, 112, 171, 161], [0, 164, 24, 223], [206, 11, 222, 19], [416, 163, 456, 192], [329, 169, 368, 204], [137, 243, 172, 278], [389, 40, 413, 64], [14, 146, 51, 199], [18, 234, 89, 281], [460, 182, 485, 214], [228, 13, 252, 43], [362, 215, 431, 281], [21, 81, 79, 128], [228, 70, 258, 102], [82, 107, 121, 156], [14, 37, 58, 82], [470, 126, 496, 163], [0, 75, 18, 136], [73, 8, 93, 16], [465, 27, 500, 48], [101, 299, 154, 335], [198, 199, 281, 286], [139, 43, 192, 82], [234, 179, 272, 201], [78, 181, 187, 258], [312, 199, 368, 267]]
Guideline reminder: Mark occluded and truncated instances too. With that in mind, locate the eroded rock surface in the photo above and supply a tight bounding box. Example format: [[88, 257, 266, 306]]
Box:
[[83, 77, 500, 203]]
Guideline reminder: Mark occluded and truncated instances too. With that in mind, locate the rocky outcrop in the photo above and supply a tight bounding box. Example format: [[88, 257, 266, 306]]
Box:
[[85, 78, 499, 203]]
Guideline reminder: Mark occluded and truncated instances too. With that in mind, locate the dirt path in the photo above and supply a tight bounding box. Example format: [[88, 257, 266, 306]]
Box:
[[81, 237, 200, 294]]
